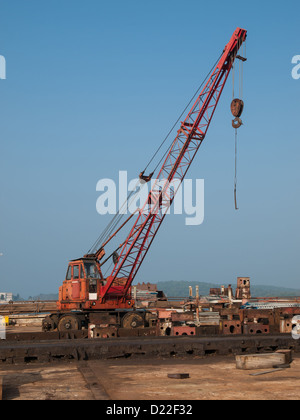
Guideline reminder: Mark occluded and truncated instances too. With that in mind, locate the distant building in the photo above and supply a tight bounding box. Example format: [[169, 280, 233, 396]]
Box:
[[235, 277, 251, 300], [0, 293, 13, 303]]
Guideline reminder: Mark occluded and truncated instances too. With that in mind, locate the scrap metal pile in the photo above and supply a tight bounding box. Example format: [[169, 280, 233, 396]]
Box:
[[87, 277, 300, 339]]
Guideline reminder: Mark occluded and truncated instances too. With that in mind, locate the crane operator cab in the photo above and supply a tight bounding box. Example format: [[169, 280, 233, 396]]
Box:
[[57, 258, 105, 311]]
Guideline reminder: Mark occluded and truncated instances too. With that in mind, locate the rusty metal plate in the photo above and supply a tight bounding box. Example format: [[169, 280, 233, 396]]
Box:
[[172, 326, 196, 336], [244, 323, 270, 335], [171, 312, 194, 322], [222, 320, 242, 335]]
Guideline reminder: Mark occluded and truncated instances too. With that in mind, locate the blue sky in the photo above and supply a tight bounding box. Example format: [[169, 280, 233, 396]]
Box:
[[0, 0, 299, 297]]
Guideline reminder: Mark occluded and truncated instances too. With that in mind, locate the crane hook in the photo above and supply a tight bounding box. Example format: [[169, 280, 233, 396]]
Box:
[[231, 98, 244, 129], [232, 117, 243, 129]]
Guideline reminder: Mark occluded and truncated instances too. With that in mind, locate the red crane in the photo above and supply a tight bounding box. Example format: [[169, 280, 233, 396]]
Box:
[[44, 27, 247, 332]]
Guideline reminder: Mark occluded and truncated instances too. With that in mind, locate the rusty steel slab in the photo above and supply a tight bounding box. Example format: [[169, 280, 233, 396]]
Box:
[[171, 312, 194, 322], [5, 330, 88, 341], [0, 335, 299, 365], [172, 326, 196, 336], [244, 324, 270, 335], [0, 301, 57, 315], [222, 320, 242, 335]]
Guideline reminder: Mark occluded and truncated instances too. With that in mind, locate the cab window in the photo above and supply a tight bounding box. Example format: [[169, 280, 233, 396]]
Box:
[[66, 266, 72, 280], [84, 262, 100, 279], [73, 265, 79, 279]]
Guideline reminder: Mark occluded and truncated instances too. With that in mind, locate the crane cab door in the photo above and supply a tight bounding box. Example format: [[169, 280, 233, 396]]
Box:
[[71, 265, 81, 299]]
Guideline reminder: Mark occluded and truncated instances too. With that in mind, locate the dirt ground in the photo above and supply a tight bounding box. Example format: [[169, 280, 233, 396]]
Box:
[[0, 364, 93, 400], [91, 355, 300, 400], [1, 354, 300, 400]]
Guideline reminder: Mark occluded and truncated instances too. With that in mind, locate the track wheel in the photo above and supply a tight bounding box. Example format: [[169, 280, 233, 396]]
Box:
[[57, 315, 80, 332], [122, 312, 145, 329]]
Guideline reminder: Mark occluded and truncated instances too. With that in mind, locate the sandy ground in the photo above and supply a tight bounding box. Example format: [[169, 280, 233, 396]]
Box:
[[1, 354, 300, 400], [90, 355, 300, 400], [0, 364, 93, 400]]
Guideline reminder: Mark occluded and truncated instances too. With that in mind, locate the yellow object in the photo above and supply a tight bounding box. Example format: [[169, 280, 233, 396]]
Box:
[[4, 316, 9, 326]]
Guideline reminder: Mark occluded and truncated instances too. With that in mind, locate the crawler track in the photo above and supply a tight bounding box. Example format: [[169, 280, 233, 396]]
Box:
[[0, 334, 299, 365]]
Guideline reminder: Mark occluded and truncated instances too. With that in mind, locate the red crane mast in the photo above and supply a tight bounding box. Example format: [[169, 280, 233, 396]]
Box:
[[101, 27, 247, 303]]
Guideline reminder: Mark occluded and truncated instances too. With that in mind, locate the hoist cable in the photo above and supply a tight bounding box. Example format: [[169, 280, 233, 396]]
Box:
[[232, 38, 246, 210], [88, 179, 143, 254], [234, 129, 239, 210], [232, 58, 235, 99]]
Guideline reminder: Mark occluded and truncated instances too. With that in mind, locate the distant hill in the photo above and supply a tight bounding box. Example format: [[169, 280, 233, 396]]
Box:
[[28, 293, 58, 300], [27, 293, 59, 301], [156, 280, 300, 298], [12, 294, 25, 302], [12, 293, 58, 301]]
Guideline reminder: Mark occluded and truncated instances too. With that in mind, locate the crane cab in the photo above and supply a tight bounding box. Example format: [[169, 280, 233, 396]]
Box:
[[57, 256, 135, 313], [45, 257, 135, 332], [58, 258, 104, 311]]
